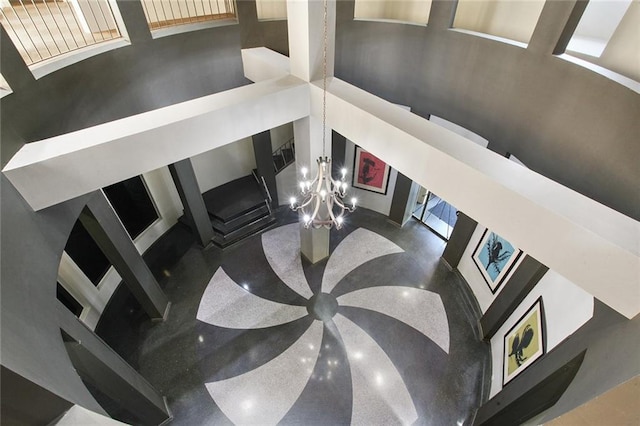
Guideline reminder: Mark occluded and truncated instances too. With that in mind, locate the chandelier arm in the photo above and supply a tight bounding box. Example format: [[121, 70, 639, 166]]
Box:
[[327, 196, 339, 222], [315, 165, 325, 193], [310, 195, 322, 222], [333, 196, 355, 213], [296, 194, 315, 210]]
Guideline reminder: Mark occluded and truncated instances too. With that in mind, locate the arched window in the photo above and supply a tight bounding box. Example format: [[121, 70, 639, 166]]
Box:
[[0, 0, 124, 66], [255, 0, 286, 21], [453, 0, 546, 45], [354, 0, 432, 25], [140, 0, 236, 31], [564, 0, 638, 82]]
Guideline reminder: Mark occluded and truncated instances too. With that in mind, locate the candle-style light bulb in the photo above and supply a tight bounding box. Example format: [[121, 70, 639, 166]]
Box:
[[290, 197, 296, 207]]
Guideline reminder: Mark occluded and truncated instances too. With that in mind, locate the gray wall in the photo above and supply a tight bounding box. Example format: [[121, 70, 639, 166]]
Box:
[[334, 0, 640, 221], [1, 17, 247, 167]]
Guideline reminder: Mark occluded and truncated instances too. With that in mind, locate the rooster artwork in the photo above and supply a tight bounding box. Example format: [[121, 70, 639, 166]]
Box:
[[503, 299, 545, 385], [508, 324, 535, 366]]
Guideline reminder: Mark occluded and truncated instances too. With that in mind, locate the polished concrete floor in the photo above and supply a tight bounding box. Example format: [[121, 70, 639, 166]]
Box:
[[96, 207, 489, 425]]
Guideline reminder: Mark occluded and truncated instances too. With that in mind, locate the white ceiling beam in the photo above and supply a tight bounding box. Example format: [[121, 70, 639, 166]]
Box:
[[241, 47, 290, 82], [2, 75, 309, 211], [318, 78, 639, 318]]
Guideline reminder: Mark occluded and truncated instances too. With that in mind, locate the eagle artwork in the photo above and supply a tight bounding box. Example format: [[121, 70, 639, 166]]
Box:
[[508, 324, 535, 366], [484, 232, 512, 276]]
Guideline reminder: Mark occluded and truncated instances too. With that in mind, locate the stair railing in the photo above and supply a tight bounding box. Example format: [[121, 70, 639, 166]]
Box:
[[272, 138, 296, 174], [260, 176, 273, 214]]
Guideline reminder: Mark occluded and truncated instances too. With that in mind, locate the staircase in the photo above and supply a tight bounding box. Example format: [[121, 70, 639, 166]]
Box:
[[273, 138, 295, 174], [198, 140, 295, 248], [202, 174, 276, 248]]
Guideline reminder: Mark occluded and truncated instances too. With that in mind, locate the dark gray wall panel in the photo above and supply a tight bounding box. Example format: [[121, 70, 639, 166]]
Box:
[[388, 172, 414, 226], [169, 159, 215, 246], [1, 365, 73, 425], [253, 130, 279, 206], [480, 256, 549, 340], [474, 351, 586, 425], [0, 26, 34, 91], [442, 212, 477, 269], [0, 176, 105, 413], [115, 0, 152, 44], [528, 301, 640, 424], [335, 0, 640, 220]]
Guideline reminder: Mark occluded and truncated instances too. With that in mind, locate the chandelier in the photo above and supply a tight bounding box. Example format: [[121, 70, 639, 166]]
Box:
[[289, 0, 356, 229], [290, 157, 356, 229]]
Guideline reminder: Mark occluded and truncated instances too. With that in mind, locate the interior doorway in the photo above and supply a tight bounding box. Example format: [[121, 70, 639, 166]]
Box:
[[412, 186, 458, 241]]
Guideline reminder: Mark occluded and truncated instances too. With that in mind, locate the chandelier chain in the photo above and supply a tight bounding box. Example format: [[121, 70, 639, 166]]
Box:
[[290, 0, 356, 230], [322, 0, 327, 158]]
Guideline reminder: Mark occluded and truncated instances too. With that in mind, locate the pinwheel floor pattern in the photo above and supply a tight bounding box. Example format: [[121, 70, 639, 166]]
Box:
[[191, 220, 488, 425]]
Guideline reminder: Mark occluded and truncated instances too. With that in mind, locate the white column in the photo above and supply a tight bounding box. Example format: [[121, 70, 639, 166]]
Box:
[[286, 0, 335, 82], [288, 0, 336, 263]]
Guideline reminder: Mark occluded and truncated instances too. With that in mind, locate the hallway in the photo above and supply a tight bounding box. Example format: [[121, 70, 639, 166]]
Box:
[[95, 208, 490, 425]]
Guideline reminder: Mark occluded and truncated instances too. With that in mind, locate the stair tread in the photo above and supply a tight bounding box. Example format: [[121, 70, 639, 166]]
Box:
[[211, 205, 270, 234], [202, 175, 265, 222], [212, 215, 277, 248]]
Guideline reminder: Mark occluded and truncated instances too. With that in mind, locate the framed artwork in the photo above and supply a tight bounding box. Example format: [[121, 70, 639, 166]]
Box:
[[472, 229, 523, 293], [503, 297, 546, 385], [352, 146, 390, 195]]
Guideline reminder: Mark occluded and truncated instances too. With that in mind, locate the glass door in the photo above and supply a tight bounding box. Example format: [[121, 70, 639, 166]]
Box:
[[412, 188, 458, 241]]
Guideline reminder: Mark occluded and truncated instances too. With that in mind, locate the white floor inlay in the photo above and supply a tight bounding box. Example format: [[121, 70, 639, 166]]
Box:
[[321, 228, 404, 294], [334, 314, 418, 426], [205, 321, 324, 426], [196, 267, 308, 329], [197, 225, 455, 424], [261, 223, 314, 299], [338, 286, 450, 353]]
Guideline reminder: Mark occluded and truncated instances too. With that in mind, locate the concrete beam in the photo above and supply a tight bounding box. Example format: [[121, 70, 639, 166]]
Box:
[[58, 303, 170, 425], [242, 47, 290, 82], [2, 75, 309, 211], [168, 159, 214, 247], [80, 191, 168, 319]]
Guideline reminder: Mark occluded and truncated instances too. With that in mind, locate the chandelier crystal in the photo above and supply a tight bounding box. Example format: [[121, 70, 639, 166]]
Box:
[[289, 0, 355, 230]]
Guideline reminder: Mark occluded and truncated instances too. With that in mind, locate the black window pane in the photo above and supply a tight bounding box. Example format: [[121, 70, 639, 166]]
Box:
[[57, 283, 83, 317], [103, 176, 158, 240], [65, 220, 111, 285]]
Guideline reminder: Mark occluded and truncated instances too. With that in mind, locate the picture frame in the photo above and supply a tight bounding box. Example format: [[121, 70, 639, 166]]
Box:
[[352, 146, 390, 195], [472, 229, 523, 294], [503, 297, 546, 385]]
